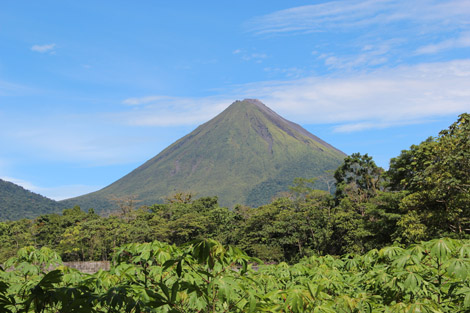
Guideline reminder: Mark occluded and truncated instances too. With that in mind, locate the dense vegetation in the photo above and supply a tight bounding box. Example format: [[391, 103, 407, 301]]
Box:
[[0, 179, 62, 221], [1, 237, 469, 312], [0, 113, 468, 312], [1, 113, 469, 264]]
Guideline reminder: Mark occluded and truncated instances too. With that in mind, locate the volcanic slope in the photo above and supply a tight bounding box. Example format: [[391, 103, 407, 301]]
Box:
[[62, 99, 346, 211], [0, 178, 62, 221]]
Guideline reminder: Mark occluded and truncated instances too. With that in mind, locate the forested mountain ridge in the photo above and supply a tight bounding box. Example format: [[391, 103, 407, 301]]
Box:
[[0, 179, 62, 221], [62, 99, 346, 211]]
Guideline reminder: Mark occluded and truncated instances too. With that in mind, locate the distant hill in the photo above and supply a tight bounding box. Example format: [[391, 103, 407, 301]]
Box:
[[0, 179, 63, 221], [62, 99, 346, 211]]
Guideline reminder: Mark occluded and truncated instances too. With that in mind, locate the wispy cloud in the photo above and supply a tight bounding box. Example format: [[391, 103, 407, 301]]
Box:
[[117, 96, 231, 126], [232, 48, 267, 63], [246, 59, 470, 131], [332, 120, 429, 133], [0, 80, 32, 96], [318, 41, 395, 70], [264, 67, 305, 79], [0, 176, 99, 200], [0, 97, 227, 167], [415, 32, 470, 54], [122, 95, 171, 106], [31, 43, 56, 53], [0, 112, 159, 166], [246, 0, 470, 35], [1, 176, 41, 194], [245, 0, 470, 71], [242, 53, 267, 62], [38, 184, 100, 201]]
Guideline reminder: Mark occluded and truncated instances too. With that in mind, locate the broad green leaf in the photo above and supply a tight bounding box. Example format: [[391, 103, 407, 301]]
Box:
[[428, 238, 454, 261]]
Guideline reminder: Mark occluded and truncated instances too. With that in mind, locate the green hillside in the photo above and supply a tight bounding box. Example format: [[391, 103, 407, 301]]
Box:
[[0, 179, 62, 221], [62, 99, 346, 211]]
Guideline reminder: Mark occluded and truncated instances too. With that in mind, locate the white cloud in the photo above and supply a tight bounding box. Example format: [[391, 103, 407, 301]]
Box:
[[245, 1, 470, 74], [242, 53, 267, 62], [39, 184, 101, 201], [415, 32, 470, 54], [1, 97, 225, 166], [333, 122, 387, 133], [246, 0, 470, 35], [233, 59, 470, 131], [232, 48, 267, 63], [0, 111, 159, 166], [246, 0, 386, 34], [318, 40, 398, 70], [0, 80, 32, 96], [0, 176, 99, 200], [122, 95, 171, 106], [117, 96, 231, 126], [264, 67, 304, 78], [332, 120, 428, 133], [31, 43, 56, 53], [1, 176, 38, 193]]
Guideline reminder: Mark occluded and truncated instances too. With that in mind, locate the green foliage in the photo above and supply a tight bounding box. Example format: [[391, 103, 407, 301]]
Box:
[[334, 152, 383, 203], [1, 238, 469, 312], [235, 187, 337, 261], [389, 113, 470, 241]]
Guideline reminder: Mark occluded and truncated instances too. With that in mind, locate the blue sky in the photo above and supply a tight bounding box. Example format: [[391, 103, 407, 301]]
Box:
[[1, 0, 470, 200]]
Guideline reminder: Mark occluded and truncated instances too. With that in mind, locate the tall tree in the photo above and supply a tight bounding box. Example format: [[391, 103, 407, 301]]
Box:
[[334, 153, 383, 206], [331, 153, 389, 253]]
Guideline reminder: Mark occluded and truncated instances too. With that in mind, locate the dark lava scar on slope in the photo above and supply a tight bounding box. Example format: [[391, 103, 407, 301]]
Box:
[[250, 115, 274, 153]]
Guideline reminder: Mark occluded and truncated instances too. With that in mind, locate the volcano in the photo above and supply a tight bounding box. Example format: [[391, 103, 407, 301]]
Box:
[[62, 99, 346, 211]]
